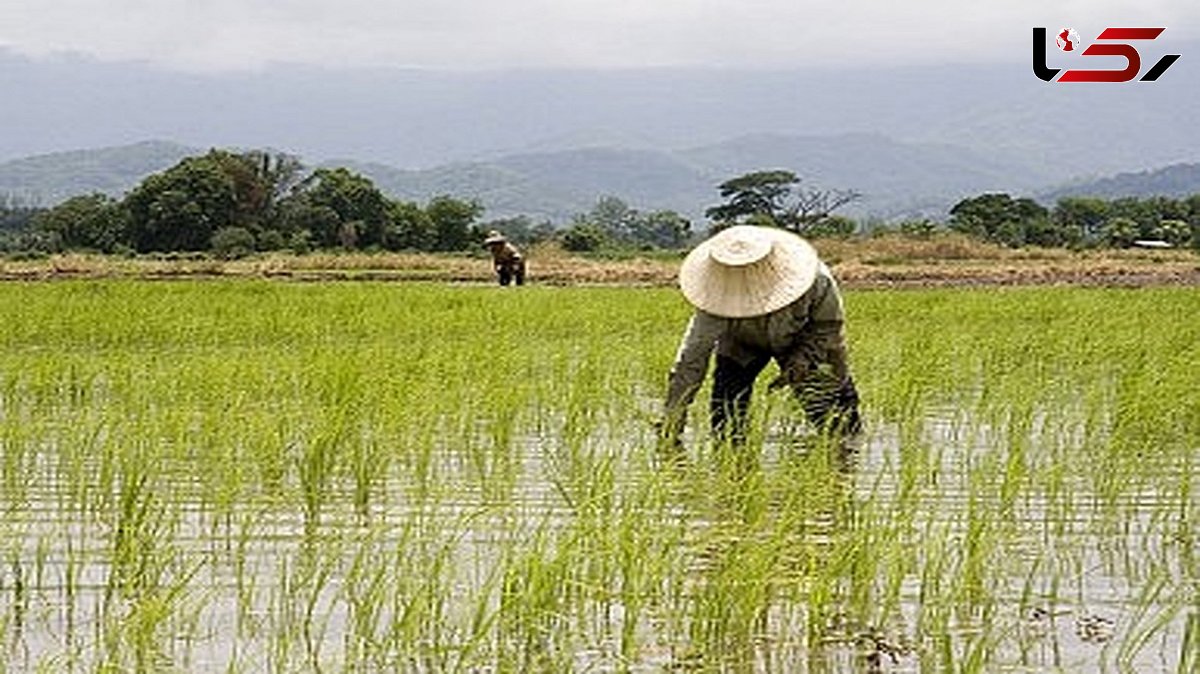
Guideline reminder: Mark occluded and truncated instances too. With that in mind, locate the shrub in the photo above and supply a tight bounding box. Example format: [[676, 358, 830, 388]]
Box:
[[1158, 219, 1190, 247], [288, 230, 313, 255], [210, 227, 256, 260], [898, 219, 939, 237], [560, 223, 607, 252], [256, 230, 287, 251], [803, 215, 857, 238], [1101, 217, 1139, 248]]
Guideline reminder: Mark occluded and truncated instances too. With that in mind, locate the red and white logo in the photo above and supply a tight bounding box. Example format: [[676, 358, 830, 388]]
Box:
[[1033, 27, 1181, 82], [1056, 28, 1081, 51]]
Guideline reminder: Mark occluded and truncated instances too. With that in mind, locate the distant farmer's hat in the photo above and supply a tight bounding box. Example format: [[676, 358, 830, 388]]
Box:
[[678, 225, 819, 318], [483, 230, 507, 245]]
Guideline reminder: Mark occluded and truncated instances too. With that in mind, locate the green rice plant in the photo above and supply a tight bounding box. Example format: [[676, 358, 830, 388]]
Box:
[[1114, 560, 1189, 671], [0, 280, 1195, 672], [1182, 610, 1198, 674], [340, 527, 392, 669]]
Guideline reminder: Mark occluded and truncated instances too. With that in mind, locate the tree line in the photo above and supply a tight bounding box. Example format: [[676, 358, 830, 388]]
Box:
[[0, 149, 698, 257], [3, 150, 496, 257], [692, 170, 1200, 250], [3, 154, 1200, 256], [946, 192, 1200, 249]]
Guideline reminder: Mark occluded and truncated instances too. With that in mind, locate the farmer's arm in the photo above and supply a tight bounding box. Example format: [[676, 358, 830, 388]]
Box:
[[801, 267, 850, 381], [663, 312, 720, 428], [776, 267, 850, 385]]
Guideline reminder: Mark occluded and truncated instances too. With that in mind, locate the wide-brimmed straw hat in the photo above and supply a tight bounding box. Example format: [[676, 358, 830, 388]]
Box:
[[483, 230, 507, 245], [678, 225, 819, 318]]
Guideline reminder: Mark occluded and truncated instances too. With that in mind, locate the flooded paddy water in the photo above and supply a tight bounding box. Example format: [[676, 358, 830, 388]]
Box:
[[0, 281, 1194, 672]]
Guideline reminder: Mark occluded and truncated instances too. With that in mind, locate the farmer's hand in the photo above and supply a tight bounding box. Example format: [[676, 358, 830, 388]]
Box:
[[653, 417, 684, 455], [771, 360, 838, 392], [653, 417, 681, 438], [769, 362, 808, 391]]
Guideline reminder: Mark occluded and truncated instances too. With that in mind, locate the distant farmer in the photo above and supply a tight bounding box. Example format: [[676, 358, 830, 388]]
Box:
[[660, 224, 861, 448], [483, 230, 526, 286]]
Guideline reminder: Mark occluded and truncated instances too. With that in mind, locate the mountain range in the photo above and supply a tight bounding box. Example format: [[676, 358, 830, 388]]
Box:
[[331, 132, 1060, 221], [1038, 162, 1200, 203], [3, 43, 1199, 222], [0, 141, 197, 206], [3, 48, 1199, 172]]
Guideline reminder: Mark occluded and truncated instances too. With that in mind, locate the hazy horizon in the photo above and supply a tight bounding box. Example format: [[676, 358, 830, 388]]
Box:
[[9, 0, 1196, 72], [2, 1, 1197, 201], [3, 45, 1197, 171]]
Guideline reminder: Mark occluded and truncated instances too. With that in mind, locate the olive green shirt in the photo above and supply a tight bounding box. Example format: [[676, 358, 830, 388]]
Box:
[[665, 263, 849, 415], [489, 242, 523, 268]]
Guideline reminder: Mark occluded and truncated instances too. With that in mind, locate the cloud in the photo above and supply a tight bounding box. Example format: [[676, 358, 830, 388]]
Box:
[[0, 0, 1196, 71]]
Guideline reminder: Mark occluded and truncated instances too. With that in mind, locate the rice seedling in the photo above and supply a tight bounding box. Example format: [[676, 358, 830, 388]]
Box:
[[0, 279, 1193, 671]]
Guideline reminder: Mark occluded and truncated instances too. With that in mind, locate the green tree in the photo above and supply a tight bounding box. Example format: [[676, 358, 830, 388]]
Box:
[[120, 149, 304, 253], [213, 150, 305, 236], [384, 200, 435, 251], [1157, 219, 1190, 246], [560, 223, 607, 252], [530, 221, 558, 244], [949, 193, 1051, 247], [426, 195, 483, 251], [1101, 216, 1139, 247], [123, 154, 239, 252], [705, 170, 860, 234], [705, 170, 798, 225], [634, 210, 693, 248], [1054, 196, 1110, 242], [588, 196, 640, 241], [288, 168, 392, 249], [472, 215, 561, 247], [1185, 194, 1200, 250], [1145, 195, 1188, 223], [573, 197, 691, 249], [1107, 197, 1158, 236], [476, 215, 535, 246], [277, 201, 340, 249], [1185, 195, 1200, 222], [32, 193, 127, 252], [0, 196, 43, 235], [1023, 215, 1078, 248]]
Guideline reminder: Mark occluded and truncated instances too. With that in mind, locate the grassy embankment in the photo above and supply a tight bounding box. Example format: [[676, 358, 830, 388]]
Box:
[[2, 234, 1198, 287]]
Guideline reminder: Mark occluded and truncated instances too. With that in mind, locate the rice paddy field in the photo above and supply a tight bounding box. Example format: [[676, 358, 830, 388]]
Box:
[[0, 280, 1195, 672]]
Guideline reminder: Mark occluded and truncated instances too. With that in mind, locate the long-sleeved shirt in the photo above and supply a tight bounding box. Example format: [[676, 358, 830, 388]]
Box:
[[664, 263, 849, 415], [489, 242, 523, 269]]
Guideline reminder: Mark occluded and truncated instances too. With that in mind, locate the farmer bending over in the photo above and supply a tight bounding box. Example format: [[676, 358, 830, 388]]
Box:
[[660, 224, 862, 448], [483, 230, 526, 286]]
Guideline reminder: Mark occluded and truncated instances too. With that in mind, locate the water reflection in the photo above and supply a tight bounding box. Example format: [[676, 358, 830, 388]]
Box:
[[0, 407, 1192, 672], [647, 420, 892, 673]]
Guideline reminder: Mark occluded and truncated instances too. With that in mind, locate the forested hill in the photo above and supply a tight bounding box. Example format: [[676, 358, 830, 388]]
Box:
[[1040, 163, 1200, 203], [336, 133, 1058, 221], [0, 141, 198, 205]]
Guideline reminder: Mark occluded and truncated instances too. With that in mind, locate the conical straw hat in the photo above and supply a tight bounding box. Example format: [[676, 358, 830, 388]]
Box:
[[678, 225, 819, 318]]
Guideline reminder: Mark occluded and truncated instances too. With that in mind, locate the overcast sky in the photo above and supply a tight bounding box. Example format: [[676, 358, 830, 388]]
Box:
[[1, 0, 1197, 71]]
